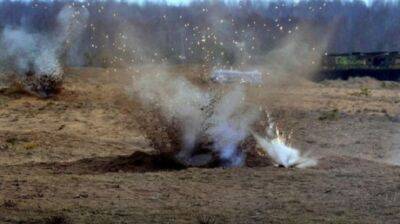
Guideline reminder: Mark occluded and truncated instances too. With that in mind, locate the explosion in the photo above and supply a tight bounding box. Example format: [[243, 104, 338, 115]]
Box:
[[132, 73, 259, 167], [252, 115, 317, 168], [0, 6, 88, 98], [132, 72, 317, 169]]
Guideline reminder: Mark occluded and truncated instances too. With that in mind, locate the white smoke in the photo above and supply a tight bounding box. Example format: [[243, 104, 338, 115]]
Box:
[[252, 117, 317, 168], [0, 28, 57, 75], [0, 6, 89, 78], [132, 73, 259, 167], [207, 86, 259, 166], [56, 6, 89, 66]]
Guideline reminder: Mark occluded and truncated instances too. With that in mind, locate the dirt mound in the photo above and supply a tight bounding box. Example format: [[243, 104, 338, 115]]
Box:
[[103, 150, 271, 172], [97, 151, 189, 172], [35, 149, 271, 174], [36, 152, 186, 174], [0, 71, 63, 98]]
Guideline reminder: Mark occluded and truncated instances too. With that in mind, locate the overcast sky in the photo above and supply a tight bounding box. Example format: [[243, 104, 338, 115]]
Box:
[[131, 0, 377, 6]]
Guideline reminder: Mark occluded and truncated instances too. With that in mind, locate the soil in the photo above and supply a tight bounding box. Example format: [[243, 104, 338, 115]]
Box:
[[0, 66, 399, 224]]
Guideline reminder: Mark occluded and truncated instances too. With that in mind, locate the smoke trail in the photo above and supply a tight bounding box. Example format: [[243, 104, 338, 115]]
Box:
[[132, 73, 259, 167]]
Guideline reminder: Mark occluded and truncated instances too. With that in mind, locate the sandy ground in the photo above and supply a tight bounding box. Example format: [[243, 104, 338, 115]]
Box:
[[0, 66, 400, 223]]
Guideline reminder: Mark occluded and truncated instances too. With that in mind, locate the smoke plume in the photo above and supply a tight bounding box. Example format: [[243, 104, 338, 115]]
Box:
[[0, 5, 88, 97], [132, 72, 259, 167]]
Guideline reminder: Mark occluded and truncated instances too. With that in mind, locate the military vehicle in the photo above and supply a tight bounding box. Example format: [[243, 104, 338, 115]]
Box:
[[316, 51, 400, 81]]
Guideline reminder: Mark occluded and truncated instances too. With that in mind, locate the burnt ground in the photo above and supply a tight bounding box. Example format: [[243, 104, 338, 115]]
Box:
[[0, 66, 400, 223]]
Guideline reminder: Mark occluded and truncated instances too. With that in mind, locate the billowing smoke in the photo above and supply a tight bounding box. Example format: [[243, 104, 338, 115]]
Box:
[[206, 86, 259, 166], [132, 72, 259, 167], [0, 5, 89, 97], [133, 72, 211, 151], [1, 28, 61, 77]]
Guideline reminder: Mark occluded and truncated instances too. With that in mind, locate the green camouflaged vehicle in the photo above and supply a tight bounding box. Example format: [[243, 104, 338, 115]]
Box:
[[317, 52, 400, 81]]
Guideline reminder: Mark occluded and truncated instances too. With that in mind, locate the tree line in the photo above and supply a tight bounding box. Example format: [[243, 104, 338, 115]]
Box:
[[0, 0, 399, 66]]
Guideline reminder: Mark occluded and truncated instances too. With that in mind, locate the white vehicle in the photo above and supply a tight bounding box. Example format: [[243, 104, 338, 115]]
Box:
[[211, 69, 263, 84]]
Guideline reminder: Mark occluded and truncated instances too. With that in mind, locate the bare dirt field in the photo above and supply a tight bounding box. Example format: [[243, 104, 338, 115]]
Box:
[[0, 66, 400, 224]]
